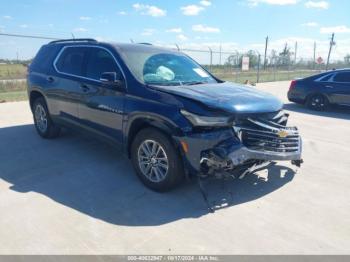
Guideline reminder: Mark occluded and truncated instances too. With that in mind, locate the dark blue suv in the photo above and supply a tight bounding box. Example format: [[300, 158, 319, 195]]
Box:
[[28, 39, 303, 191]]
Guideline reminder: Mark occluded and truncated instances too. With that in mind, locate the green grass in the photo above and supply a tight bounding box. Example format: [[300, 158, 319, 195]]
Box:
[[0, 81, 28, 102], [214, 69, 322, 84], [0, 64, 27, 80], [0, 90, 28, 103]]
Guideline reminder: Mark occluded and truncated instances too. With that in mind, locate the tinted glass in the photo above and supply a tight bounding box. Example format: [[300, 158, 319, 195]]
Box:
[[55, 47, 86, 76], [319, 73, 333, 82], [30, 45, 60, 73], [334, 72, 350, 83], [86, 48, 119, 80]]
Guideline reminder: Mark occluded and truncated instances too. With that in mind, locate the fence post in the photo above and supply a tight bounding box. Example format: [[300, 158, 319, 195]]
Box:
[[208, 47, 213, 72], [257, 54, 261, 84]]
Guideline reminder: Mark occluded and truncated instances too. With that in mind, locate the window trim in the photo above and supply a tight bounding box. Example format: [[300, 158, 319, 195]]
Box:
[[315, 73, 335, 82], [53, 45, 127, 88]]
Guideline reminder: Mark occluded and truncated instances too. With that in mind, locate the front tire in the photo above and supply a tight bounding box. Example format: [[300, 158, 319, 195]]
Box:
[[306, 94, 328, 111], [131, 128, 184, 192], [33, 97, 61, 138]]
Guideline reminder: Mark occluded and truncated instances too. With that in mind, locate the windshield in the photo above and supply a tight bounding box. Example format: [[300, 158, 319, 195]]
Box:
[[119, 47, 218, 86]]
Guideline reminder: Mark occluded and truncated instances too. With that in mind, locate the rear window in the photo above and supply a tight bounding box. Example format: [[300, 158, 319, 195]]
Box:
[[319, 73, 334, 82], [55, 47, 86, 76], [30, 45, 60, 73]]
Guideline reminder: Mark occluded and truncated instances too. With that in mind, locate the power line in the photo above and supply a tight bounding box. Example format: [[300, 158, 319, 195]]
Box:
[[0, 32, 59, 40]]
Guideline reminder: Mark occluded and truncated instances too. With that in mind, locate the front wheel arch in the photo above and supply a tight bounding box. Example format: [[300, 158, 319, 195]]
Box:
[[125, 115, 184, 158]]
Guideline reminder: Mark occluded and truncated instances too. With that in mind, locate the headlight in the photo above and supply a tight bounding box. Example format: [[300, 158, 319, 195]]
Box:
[[180, 109, 230, 127]]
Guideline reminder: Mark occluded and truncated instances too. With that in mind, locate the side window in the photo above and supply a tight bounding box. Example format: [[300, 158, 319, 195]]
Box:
[[85, 48, 121, 81], [319, 73, 333, 82], [333, 72, 350, 83], [55, 47, 86, 76]]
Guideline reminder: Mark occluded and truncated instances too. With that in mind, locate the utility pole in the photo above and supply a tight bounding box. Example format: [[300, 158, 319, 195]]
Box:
[[326, 33, 335, 71], [294, 41, 298, 65], [313, 41, 316, 70], [263, 36, 268, 70]]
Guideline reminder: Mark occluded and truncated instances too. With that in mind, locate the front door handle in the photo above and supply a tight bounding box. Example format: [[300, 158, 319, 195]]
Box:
[[326, 85, 334, 88]]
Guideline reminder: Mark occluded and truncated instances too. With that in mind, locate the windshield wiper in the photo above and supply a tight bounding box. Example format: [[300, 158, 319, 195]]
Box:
[[146, 82, 181, 86], [183, 81, 208, 86]]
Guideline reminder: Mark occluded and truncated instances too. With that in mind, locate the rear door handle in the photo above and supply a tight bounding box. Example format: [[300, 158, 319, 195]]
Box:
[[46, 76, 54, 83], [80, 84, 90, 92]]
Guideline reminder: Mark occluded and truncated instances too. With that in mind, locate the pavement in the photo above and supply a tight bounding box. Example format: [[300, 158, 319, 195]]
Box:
[[0, 81, 350, 254]]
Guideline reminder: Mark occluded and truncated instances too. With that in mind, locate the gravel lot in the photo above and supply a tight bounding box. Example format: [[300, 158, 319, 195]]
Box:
[[0, 81, 349, 254]]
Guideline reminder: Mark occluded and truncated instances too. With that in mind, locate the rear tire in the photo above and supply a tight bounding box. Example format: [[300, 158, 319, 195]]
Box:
[[306, 94, 328, 111], [131, 128, 184, 192], [33, 97, 61, 139]]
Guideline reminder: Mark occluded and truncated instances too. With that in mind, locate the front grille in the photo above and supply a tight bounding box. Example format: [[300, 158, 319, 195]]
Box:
[[234, 111, 300, 154]]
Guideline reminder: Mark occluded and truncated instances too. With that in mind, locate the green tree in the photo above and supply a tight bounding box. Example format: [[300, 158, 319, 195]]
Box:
[[278, 43, 293, 66]]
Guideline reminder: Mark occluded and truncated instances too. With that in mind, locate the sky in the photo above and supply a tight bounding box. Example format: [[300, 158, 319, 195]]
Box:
[[0, 0, 349, 62]]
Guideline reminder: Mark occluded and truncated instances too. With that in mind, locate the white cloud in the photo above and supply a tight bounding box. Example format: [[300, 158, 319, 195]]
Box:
[[247, 0, 298, 7], [200, 0, 212, 6], [181, 5, 204, 16], [177, 34, 188, 41], [192, 24, 220, 33], [79, 16, 91, 21], [302, 22, 319, 27], [118, 11, 127, 15], [166, 27, 183, 33], [320, 25, 350, 34], [74, 27, 88, 32], [19, 24, 28, 28], [304, 1, 329, 9], [3, 15, 12, 19], [133, 3, 166, 17], [141, 28, 156, 36]]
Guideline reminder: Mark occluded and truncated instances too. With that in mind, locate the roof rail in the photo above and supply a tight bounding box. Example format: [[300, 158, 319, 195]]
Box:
[[49, 38, 97, 44], [138, 42, 153, 46]]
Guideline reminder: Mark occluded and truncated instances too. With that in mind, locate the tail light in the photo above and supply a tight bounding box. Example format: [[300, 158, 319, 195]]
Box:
[[289, 80, 297, 92]]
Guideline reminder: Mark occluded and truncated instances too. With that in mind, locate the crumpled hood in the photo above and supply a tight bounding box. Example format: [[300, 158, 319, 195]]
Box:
[[151, 82, 283, 113]]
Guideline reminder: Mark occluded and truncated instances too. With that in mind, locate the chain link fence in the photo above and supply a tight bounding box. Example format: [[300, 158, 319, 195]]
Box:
[[178, 47, 334, 84], [1, 33, 350, 85]]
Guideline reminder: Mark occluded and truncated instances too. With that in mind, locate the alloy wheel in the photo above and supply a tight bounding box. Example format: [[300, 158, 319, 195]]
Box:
[[137, 139, 169, 183], [34, 104, 48, 133]]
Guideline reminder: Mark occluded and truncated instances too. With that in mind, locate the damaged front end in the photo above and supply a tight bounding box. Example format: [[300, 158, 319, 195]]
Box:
[[179, 110, 303, 179]]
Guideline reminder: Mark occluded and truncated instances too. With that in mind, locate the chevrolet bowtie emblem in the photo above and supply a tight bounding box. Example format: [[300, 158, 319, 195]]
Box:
[[277, 130, 289, 138]]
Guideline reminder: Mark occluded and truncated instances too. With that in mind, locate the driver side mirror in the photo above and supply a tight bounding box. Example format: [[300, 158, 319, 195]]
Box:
[[100, 72, 124, 90]]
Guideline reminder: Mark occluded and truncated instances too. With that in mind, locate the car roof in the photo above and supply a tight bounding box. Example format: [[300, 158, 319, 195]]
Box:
[[47, 38, 178, 54]]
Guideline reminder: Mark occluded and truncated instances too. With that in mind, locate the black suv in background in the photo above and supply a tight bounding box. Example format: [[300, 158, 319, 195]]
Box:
[[28, 39, 302, 191]]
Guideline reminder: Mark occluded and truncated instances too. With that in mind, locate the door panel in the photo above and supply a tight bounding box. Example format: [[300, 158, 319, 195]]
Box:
[[77, 47, 125, 144], [328, 72, 350, 105], [78, 84, 125, 143], [47, 46, 88, 123]]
